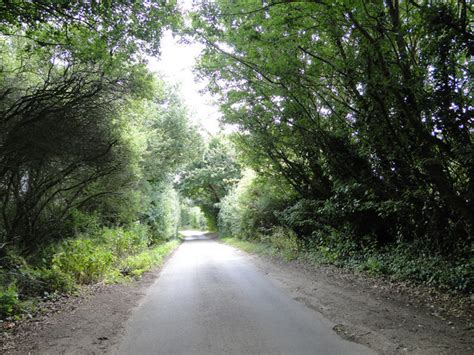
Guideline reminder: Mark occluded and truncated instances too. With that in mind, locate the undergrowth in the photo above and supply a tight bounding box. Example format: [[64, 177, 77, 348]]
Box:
[[0, 225, 181, 320], [221, 233, 473, 294], [119, 240, 180, 278]]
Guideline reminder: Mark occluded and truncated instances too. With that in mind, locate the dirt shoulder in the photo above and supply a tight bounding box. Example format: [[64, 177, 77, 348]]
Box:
[[235, 246, 473, 354], [0, 253, 175, 355]]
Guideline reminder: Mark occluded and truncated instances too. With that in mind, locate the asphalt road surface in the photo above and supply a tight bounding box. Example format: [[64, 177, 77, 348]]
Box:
[[116, 231, 374, 355]]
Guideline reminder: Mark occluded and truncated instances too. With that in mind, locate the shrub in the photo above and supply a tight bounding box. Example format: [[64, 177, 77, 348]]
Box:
[[101, 224, 149, 258], [358, 256, 385, 275], [0, 284, 20, 318], [52, 238, 115, 284], [305, 238, 472, 292], [66, 209, 102, 236], [50, 223, 156, 284], [218, 180, 243, 238], [12, 265, 75, 297], [33, 268, 76, 294], [142, 184, 180, 242], [120, 240, 179, 277], [381, 243, 473, 292], [263, 227, 300, 261], [49, 224, 179, 286], [0, 222, 177, 320], [218, 170, 292, 239]]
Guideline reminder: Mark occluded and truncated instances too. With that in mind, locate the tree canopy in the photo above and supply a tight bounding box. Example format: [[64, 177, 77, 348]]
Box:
[[178, 135, 242, 229], [190, 0, 473, 256], [0, 1, 195, 254]]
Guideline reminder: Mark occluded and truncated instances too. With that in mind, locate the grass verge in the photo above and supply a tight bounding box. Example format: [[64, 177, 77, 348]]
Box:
[[119, 239, 180, 279], [221, 237, 283, 258]]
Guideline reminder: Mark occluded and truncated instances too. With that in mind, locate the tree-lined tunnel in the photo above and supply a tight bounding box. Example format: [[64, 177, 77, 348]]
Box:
[[0, 1, 472, 354]]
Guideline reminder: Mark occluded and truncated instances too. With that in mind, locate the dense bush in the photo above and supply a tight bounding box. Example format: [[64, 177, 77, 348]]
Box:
[[9, 265, 75, 297], [120, 240, 180, 278], [141, 184, 181, 243], [51, 224, 157, 285], [218, 170, 254, 238], [0, 223, 182, 320], [219, 168, 472, 292], [0, 284, 21, 318], [262, 227, 300, 261], [1, 251, 71, 298], [360, 244, 473, 292], [52, 237, 116, 285], [101, 225, 150, 258], [218, 170, 293, 239]]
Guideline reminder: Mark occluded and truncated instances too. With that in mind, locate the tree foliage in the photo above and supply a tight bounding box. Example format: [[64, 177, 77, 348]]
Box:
[[192, 0, 473, 260], [0, 0, 180, 59], [178, 135, 242, 229], [0, 0, 197, 274]]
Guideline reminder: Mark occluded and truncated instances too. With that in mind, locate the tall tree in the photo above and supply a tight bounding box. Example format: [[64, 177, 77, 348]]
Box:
[[191, 0, 473, 253], [0, 1, 183, 253]]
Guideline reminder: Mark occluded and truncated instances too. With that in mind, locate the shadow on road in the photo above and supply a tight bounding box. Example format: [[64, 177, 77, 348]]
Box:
[[178, 230, 218, 241]]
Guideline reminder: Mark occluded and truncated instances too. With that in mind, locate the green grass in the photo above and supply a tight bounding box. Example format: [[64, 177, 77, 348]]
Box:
[[221, 237, 279, 257], [119, 239, 180, 278]]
